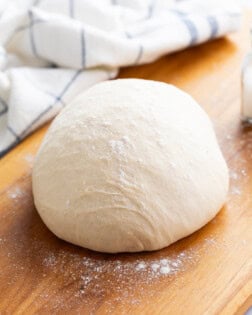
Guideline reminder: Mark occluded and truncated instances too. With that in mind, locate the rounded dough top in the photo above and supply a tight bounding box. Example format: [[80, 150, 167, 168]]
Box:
[[32, 79, 229, 253]]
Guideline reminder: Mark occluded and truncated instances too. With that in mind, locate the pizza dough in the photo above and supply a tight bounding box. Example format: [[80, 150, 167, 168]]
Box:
[[32, 79, 229, 253]]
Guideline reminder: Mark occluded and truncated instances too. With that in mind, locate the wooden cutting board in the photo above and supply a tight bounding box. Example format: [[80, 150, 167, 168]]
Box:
[[0, 12, 252, 315]]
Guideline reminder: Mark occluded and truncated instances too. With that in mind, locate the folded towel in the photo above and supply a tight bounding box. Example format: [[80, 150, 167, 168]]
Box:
[[0, 0, 241, 157]]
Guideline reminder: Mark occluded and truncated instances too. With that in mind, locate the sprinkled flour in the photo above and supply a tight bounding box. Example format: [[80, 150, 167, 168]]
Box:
[[2, 128, 249, 313], [109, 136, 130, 156], [1, 219, 204, 314], [160, 266, 171, 275], [7, 186, 24, 200], [230, 186, 241, 195]]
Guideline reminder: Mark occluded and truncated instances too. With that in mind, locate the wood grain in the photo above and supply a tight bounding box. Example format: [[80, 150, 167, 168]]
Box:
[[0, 12, 252, 315]]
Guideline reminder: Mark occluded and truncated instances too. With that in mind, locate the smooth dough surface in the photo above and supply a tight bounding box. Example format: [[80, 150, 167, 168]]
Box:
[[32, 79, 229, 253]]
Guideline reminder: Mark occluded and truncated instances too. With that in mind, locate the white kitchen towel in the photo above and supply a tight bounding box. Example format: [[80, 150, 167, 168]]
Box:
[[0, 0, 241, 157]]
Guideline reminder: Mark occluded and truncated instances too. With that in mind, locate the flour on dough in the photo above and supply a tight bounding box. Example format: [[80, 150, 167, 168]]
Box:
[[32, 79, 229, 253]]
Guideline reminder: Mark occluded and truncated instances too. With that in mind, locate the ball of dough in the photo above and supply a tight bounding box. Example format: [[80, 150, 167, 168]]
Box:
[[32, 79, 229, 253]]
